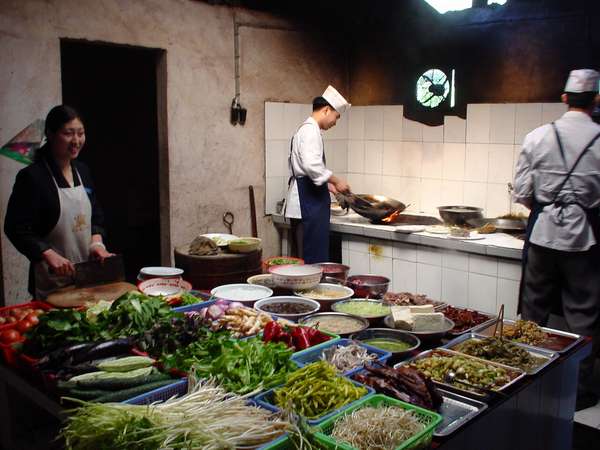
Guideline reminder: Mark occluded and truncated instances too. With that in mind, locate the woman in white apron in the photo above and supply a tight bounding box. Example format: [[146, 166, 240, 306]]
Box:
[[5, 105, 112, 298]]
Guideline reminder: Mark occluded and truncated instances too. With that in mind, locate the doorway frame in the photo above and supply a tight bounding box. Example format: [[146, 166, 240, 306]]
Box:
[[59, 38, 172, 266]]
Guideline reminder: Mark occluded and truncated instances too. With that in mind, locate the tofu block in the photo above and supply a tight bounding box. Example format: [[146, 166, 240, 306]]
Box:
[[412, 312, 445, 331], [409, 305, 435, 314], [391, 306, 414, 330]]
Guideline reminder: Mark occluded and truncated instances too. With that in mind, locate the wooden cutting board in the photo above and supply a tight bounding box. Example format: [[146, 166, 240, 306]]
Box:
[[46, 281, 138, 308]]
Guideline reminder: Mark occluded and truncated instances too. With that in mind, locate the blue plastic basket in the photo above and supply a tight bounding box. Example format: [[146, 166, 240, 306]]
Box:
[[172, 295, 215, 313], [123, 378, 188, 405], [254, 378, 374, 425], [291, 338, 391, 377]]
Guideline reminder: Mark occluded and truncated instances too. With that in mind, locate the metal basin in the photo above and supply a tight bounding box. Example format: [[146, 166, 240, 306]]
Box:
[[438, 206, 484, 226], [467, 218, 526, 232]]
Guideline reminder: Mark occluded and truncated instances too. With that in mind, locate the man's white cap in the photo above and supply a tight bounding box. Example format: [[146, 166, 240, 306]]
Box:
[[322, 85, 351, 115], [564, 69, 600, 93]]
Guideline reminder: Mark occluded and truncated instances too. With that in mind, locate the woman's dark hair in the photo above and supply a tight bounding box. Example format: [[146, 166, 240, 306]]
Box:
[[34, 105, 83, 162], [565, 92, 597, 109], [312, 96, 333, 112]]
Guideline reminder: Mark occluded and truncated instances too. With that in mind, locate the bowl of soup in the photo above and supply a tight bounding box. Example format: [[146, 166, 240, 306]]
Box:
[[350, 328, 420, 360], [299, 312, 369, 337]]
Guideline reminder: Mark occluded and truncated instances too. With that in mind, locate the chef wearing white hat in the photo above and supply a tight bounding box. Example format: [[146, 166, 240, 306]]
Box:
[[513, 69, 600, 411], [283, 85, 351, 263]]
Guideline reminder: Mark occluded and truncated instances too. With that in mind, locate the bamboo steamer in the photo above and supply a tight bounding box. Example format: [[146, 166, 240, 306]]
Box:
[[174, 246, 262, 290]]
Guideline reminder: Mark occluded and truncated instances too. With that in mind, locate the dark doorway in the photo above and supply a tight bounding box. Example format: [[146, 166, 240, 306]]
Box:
[[60, 40, 168, 282]]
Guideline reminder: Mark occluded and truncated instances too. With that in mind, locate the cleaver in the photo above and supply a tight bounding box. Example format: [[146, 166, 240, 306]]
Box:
[[74, 254, 125, 287]]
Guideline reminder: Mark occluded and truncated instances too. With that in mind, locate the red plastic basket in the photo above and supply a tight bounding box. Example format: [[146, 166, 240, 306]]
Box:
[[0, 301, 53, 332]]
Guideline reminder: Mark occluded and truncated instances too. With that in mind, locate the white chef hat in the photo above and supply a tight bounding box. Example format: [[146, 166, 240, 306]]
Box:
[[564, 69, 600, 93], [322, 85, 351, 115]]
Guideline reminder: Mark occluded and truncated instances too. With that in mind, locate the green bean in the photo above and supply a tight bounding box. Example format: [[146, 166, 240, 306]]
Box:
[[274, 361, 367, 419]]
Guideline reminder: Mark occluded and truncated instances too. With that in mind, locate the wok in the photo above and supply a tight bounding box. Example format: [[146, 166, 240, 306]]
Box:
[[335, 193, 407, 222], [467, 218, 527, 232]]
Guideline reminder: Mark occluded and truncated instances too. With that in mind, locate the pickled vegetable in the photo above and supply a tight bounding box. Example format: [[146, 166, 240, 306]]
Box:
[[274, 361, 367, 419], [454, 337, 546, 372]]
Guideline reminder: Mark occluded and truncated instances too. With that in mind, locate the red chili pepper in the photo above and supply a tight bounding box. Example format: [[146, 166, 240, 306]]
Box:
[[291, 327, 311, 350], [308, 328, 331, 345], [263, 321, 282, 342]]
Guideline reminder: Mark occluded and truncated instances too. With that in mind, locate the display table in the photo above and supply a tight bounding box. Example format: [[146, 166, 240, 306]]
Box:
[[0, 337, 590, 450]]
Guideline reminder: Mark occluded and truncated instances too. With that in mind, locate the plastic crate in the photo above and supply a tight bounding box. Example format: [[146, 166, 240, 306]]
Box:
[[254, 378, 374, 425], [291, 338, 391, 377], [315, 394, 443, 450], [0, 301, 53, 331], [124, 378, 188, 405]]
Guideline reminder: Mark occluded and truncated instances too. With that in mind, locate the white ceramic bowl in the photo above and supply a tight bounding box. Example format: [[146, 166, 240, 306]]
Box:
[[268, 264, 323, 290], [254, 296, 320, 321], [138, 277, 192, 296], [139, 266, 184, 281], [210, 283, 273, 305]]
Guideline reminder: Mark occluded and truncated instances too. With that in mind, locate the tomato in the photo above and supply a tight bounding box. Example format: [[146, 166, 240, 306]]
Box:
[[24, 313, 39, 326], [16, 320, 33, 333], [6, 317, 16, 324], [0, 329, 21, 344]]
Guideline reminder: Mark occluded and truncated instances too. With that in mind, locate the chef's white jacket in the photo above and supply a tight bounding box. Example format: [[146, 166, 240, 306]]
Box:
[[513, 111, 600, 251], [284, 117, 332, 219]]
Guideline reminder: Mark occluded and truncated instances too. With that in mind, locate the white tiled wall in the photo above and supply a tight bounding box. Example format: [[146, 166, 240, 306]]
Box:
[[264, 101, 567, 216], [342, 236, 522, 318]]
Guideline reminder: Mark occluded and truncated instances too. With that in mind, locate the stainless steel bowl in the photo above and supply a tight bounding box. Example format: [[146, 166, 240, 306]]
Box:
[[438, 206, 484, 227], [316, 262, 350, 282], [299, 312, 370, 337], [350, 328, 421, 358], [383, 314, 455, 341], [346, 275, 390, 299]]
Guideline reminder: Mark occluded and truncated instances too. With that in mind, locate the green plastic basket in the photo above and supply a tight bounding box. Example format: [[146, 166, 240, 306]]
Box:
[[315, 394, 442, 450], [258, 434, 340, 450]]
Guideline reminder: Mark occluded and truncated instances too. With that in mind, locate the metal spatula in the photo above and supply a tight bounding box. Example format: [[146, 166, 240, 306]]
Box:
[[74, 254, 125, 287]]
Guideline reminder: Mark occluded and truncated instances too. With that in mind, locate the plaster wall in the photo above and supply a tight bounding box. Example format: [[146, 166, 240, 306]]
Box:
[[0, 0, 347, 304]]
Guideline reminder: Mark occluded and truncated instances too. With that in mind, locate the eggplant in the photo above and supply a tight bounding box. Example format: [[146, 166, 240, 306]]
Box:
[[71, 338, 133, 364], [35, 342, 98, 370]]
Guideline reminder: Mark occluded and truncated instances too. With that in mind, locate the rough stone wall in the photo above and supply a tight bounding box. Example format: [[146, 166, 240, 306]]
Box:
[[0, 0, 347, 303]]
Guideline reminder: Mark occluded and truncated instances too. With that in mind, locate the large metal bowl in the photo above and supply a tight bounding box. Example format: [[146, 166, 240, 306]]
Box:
[[383, 314, 455, 342], [299, 312, 370, 337], [350, 328, 421, 359], [346, 275, 390, 299], [315, 262, 350, 282], [438, 206, 484, 227], [331, 299, 391, 326]]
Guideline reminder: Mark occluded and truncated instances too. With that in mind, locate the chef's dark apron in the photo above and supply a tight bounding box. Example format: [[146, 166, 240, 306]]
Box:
[[287, 124, 330, 264], [518, 124, 600, 314]]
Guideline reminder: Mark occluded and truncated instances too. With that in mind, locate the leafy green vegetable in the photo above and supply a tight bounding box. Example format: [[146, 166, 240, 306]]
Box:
[[23, 291, 180, 355], [178, 291, 204, 306], [159, 329, 232, 372], [193, 337, 297, 395]]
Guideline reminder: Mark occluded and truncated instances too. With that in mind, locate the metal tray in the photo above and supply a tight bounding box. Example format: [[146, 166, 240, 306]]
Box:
[[471, 319, 584, 354], [434, 389, 488, 437], [443, 332, 559, 375], [394, 348, 526, 400], [441, 307, 497, 336]]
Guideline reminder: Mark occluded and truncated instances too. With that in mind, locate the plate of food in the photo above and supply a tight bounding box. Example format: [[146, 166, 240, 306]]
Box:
[[425, 225, 450, 234]]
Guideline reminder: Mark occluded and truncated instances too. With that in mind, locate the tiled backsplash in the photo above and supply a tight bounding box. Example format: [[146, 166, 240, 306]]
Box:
[[264, 101, 567, 216], [342, 236, 521, 318]]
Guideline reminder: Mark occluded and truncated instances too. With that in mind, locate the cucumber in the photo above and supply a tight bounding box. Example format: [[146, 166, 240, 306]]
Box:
[[62, 366, 155, 389], [66, 373, 173, 400], [97, 356, 155, 372], [94, 379, 177, 403]]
